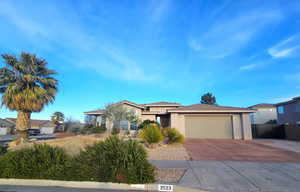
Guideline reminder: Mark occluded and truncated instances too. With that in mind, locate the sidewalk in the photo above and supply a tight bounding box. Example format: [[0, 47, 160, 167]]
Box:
[[150, 160, 300, 192]]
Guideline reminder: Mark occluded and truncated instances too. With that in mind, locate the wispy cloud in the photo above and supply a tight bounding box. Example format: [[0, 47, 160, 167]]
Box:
[[148, 0, 172, 23], [188, 39, 202, 51], [0, 1, 157, 82], [268, 34, 300, 58], [188, 7, 283, 58], [239, 64, 257, 71]]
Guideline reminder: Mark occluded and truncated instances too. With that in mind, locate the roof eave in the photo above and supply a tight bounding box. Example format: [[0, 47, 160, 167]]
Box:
[[167, 110, 255, 113], [144, 104, 181, 107]]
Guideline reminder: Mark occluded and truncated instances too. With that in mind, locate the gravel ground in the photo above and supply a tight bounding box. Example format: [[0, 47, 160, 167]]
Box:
[[155, 168, 187, 183], [147, 144, 190, 160]]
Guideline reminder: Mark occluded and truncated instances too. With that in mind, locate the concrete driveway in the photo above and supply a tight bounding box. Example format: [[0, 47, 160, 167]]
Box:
[[184, 139, 300, 162], [179, 160, 300, 192]]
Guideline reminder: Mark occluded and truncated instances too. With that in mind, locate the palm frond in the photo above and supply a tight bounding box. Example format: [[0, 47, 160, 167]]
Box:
[[0, 52, 58, 112]]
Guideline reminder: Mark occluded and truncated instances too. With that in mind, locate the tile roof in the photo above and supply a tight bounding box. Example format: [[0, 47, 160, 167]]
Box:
[[143, 102, 181, 106], [276, 96, 300, 106], [84, 109, 104, 114], [248, 103, 276, 109], [168, 104, 254, 113]]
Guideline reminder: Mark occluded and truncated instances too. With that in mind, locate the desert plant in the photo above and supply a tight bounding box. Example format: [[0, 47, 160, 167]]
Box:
[[163, 128, 185, 144], [0, 144, 71, 180], [0, 52, 58, 142], [111, 127, 120, 135], [95, 124, 107, 134], [139, 124, 163, 146], [72, 136, 155, 183], [138, 120, 159, 130], [0, 145, 7, 156]]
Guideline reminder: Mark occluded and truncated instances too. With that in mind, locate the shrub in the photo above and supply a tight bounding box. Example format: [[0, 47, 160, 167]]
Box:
[[0, 144, 71, 180], [163, 128, 185, 144], [95, 124, 107, 134], [138, 120, 159, 130], [72, 136, 155, 183], [0, 145, 7, 156], [139, 124, 163, 146], [111, 127, 120, 135]]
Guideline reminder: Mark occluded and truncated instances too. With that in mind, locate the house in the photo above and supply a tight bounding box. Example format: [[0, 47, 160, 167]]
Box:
[[0, 118, 15, 135], [276, 96, 300, 125], [84, 100, 254, 139], [5, 118, 56, 134], [248, 104, 277, 124]]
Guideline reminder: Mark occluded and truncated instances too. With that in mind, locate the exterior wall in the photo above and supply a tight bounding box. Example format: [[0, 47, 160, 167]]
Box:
[[232, 114, 243, 139], [0, 128, 8, 135], [123, 104, 142, 117], [277, 100, 300, 125], [170, 113, 186, 136], [141, 114, 156, 121], [40, 127, 55, 134], [241, 113, 252, 139], [148, 106, 178, 113], [250, 107, 277, 124]]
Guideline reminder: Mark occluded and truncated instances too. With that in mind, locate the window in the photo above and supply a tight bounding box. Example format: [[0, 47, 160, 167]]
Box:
[[130, 123, 138, 130], [120, 121, 129, 130], [277, 106, 284, 114]]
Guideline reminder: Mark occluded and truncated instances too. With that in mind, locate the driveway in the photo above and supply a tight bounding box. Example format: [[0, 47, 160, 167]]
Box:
[[179, 160, 300, 192], [184, 139, 300, 162]]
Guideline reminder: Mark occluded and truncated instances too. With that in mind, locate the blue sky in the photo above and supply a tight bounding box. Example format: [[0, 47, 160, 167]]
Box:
[[0, 0, 300, 121]]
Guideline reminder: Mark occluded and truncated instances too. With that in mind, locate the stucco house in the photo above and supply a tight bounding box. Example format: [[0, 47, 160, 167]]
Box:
[[248, 104, 277, 124], [0, 118, 15, 135], [84, 100, 254, 140], [276, 96, 300, 125], [5, 118, 56, 135]]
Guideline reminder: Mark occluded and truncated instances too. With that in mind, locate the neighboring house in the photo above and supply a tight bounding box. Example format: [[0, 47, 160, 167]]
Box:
[[5, 118, 56, 134], [248, 104, 277, 124], [84, 100, 254, 140], [276, 96, 300, 125], [0, 118, 15, 135]]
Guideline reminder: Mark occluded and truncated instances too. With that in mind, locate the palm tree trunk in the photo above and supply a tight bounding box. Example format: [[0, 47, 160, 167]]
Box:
[[16, 111, 31, 143]]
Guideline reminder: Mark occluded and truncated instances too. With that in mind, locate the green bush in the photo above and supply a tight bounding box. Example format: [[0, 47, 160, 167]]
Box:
[[0, 138, 155, 184], [72, 136, 155, 183], [111, 128, 120, 135], [138, 120, 159, 130], [139, 124, 163, 145], [0, 145, 7, 156], [0, 144, 71, 180], [95, 124, 107, 134], [163, 128, 185, 144]]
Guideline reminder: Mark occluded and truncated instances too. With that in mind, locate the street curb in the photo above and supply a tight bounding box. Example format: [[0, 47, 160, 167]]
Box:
[[0, 179, 207, 192]]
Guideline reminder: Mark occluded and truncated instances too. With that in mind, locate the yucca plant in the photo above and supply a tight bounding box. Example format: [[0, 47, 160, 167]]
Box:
[[0, 52, 58, 142]]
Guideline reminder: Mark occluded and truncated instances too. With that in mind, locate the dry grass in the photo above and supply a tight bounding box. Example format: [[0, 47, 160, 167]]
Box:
[[9, 134, 107, 156], [38, 135, 106, 156]]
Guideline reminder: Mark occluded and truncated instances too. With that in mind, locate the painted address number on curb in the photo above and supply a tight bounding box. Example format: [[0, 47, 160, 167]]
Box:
[[158, 184, 173, 192]]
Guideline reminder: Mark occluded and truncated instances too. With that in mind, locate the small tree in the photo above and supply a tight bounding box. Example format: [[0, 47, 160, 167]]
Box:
[[200, 92, 217, 105], [51, 112, 65, 124], [103, 103, 139, 133]]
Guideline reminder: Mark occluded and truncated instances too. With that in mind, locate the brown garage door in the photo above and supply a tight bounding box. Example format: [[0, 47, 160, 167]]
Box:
[[185, 115, 233, 139]]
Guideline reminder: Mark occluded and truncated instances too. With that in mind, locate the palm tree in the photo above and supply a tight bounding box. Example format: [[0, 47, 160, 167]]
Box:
[[0, 52, 58, 142], [51, 111, 65, 124]]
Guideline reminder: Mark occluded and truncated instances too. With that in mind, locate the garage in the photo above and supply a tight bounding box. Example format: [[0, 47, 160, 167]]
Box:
[[185, 115, 233, 139]]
